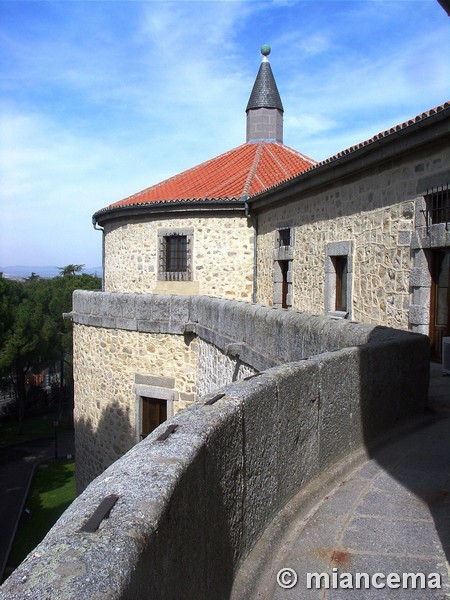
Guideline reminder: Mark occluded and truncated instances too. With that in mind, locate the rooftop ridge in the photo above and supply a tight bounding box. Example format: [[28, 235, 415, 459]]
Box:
[[241, 142, 264, 197]]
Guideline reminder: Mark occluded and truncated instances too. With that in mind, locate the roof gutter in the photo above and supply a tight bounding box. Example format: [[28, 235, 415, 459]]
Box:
[[93, 198, 247, 227], [92, 217, 105, 291]]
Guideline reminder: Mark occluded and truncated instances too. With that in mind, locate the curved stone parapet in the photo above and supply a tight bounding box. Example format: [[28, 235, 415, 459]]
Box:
[[0, 296, 429, 599], [70, 291, 401, 368]]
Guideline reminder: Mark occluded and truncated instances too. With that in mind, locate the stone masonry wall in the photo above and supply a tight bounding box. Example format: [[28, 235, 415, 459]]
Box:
[[256, 142, 449, 329], [73, 325, 198, 490], [72, 291, 424, 490], [2, 299, 429, 600], [103, 213, 254, 299], [195, 338, 257, 399], [73, 327, 256, 489]]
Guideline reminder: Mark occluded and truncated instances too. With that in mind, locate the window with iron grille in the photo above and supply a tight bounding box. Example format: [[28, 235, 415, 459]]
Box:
[[424, 185, 449, 229], [165, 235, 187, 272], [158, 229, 193, 281], [278, 228, 292, 247]]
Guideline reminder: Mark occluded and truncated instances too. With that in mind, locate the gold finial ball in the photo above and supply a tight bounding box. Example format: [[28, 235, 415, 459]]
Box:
[[261, 45, 271, 57]]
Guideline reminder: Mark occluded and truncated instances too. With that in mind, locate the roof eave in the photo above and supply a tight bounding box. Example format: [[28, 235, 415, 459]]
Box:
[[93, 198, 246, 227]]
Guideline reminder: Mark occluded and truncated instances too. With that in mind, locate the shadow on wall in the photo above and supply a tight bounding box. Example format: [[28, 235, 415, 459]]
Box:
[[75, 401, 135, 494], [360, 329, 449, 564]]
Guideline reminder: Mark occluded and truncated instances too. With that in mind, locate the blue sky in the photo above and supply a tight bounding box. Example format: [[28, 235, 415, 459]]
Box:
[[1, 0, 449, 269]]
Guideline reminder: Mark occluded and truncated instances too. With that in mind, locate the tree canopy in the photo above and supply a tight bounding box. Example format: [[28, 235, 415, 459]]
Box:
[[58, 264, 85, 277], [0, 273, 101, 421]]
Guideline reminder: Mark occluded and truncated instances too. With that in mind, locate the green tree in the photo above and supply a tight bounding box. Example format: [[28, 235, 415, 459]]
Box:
[[0, 278, 24, 406], [58, 264, 85, 277], [47, 274, 101, 417], [0, 279, 59, 422], [0, 273, 101, 424]]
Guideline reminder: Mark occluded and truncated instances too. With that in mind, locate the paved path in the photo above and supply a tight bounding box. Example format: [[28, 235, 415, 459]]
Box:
[[0, 431, 74, 582], [237, 363, 450, 599]]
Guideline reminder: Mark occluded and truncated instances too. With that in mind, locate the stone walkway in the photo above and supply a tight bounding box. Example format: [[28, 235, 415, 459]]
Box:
[[235, 363, 450, 599]]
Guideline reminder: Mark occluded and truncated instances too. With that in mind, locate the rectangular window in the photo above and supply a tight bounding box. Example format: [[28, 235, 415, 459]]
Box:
[[165, 235, 187, 272], [424, 185, 449, 227], [273, 225, 294, 308], [325, 241, 352, 319], [273, 260, 292, 308], [141, 397, 167, 439], [333, 256, 348, 312], [278, 228, 291, 247], [158, 228, 193, 281]]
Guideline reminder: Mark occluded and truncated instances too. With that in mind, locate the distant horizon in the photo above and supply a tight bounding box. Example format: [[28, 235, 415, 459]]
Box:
[[0, 265, 103, 279]]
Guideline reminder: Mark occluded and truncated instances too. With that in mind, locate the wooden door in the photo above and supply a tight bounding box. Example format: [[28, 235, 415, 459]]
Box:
[[429, 249, 450, 362], [141, 397, 167, 438]]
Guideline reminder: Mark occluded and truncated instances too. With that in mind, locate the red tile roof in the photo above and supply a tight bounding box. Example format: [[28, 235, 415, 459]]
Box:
[[314, 101, 450, 167], [99, 141, 316, 212], [252, 101, 450, 197], [97, 102, 449, 217]]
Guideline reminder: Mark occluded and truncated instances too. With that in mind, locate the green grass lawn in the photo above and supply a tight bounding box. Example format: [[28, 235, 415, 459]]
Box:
[[6, 459, 76, 572]]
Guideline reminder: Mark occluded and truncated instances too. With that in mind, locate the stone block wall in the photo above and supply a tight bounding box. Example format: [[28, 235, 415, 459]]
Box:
[[103, 214, 254, 300], [1, 311, 429, 600], [256, 141, 449, 330], [72, 293, 262, 490], [71, 292, 425, 490], [195, 338, 257, 399], [74, 324, 198, 489]]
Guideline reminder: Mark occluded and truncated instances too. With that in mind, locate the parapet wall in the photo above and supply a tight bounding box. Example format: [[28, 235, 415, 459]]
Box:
[[71, 290, 398, 366], [1, 294, 429, 599], [72, 291, 394, 489]]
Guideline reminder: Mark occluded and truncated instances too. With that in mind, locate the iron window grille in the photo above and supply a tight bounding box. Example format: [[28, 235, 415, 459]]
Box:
[[158, 230, 193, 281], [278, 228, 292, 247], [422, 184, 449, 232], [165, 235, 187, 272]]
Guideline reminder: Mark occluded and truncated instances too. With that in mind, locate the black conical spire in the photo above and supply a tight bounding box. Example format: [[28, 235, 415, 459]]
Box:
[[246, 47, 284, 113], [246, 46, 284, 143]]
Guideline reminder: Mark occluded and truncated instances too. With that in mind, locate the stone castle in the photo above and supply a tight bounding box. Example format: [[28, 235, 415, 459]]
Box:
[[2, 46, 448, 600], [73, 46, 449, 489]]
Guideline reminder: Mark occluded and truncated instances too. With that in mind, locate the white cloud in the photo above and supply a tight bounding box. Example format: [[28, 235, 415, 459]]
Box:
[[1, 0, 449, 265]]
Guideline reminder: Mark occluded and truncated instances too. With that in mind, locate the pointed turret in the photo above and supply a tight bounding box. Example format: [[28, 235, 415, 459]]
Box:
[[246, 45, 284, 143]]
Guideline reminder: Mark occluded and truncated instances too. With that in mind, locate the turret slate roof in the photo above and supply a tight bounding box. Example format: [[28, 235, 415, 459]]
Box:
[[246, 60, 284, 113]]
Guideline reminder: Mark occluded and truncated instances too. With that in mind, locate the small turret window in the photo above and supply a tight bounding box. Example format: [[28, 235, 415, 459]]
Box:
[[165, 235, 188, 272], [157, 228, 193, 281], [278, 228, 291, 247]]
